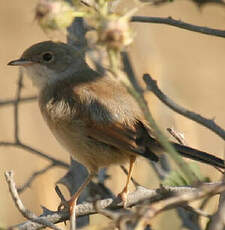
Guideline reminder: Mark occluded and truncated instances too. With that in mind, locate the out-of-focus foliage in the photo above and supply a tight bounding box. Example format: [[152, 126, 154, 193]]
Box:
[[163, 163, 210, 186]]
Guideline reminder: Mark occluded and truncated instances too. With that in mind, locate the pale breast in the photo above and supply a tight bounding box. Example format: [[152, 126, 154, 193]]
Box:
[[39, 89, 130, 173]]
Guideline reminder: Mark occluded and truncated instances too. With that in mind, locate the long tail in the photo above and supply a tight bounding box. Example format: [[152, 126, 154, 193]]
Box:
[[173, 143, 225, 169]]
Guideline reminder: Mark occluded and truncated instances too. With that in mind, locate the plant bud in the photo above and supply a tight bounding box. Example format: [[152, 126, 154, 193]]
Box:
[[98, 16, 132, 50], [35, 0, 78, 31]]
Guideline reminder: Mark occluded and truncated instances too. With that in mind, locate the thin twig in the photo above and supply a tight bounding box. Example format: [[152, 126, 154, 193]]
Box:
[[143, 73, 225, 141], [182, 204, 212, 218], [131, 16, 225, 38], [167, 127, 186, 145], [0, 96, 37, 107], [55, 185, 67, 205], [122, 62, 198, 184], [5, 170, 61, 230], [137, 183, 225, 224], [199, 194, 215, 211], [14, 70, 23, 143], [17, 164, 56, 193], [207, 165, 225, 230], [0, 141, 69, 168], [121, 51, 143, 95], [19, 143, 69, 168]]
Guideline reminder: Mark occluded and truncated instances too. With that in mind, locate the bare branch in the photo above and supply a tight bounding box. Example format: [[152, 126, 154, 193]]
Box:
[[5, 170, 61, 230], [143, 73, 225, 140], [182, 204, 212, 218], [0, 141, 69, 169], [167, 128, 186, 145], [135, 183, 225, 224], [131, 16, 225, 38], [121, 51, 143, 95], [14, 70, 23, 143], [12, 183, 224, 229], [207, 165, 225, 230], [208, 197, 225, 230], [17, 164, 56, 194], [0, 96, 37, 107]]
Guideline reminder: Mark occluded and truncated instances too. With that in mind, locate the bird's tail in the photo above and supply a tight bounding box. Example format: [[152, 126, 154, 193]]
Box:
[[173, 143, 225, 169]]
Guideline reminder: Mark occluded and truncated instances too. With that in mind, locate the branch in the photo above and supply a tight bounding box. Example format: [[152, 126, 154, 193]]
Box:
[[143, 73, 225, 140], [0, 96, 36, 107], [0, 72, 69, 177], [135, 183, 225, 225], [182, 204, 211, 218], [121, 46, 199, 229], [121, 50, 172, 181], [131, 16, 225, 38], [0, 141, 69, 169], [5, 171, 61, 230], [14, 70, 23, 143], [12, 182, 224, 229], [207, 169, 225, 230], [121, 51, 143, 95], [17, 164, 56, 194], [167, 127, 186, 145], [121, 44, 199, 229]]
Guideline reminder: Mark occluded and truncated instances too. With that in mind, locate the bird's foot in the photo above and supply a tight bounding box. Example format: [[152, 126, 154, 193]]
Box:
[[118, 188, 128, 208], [58, 198, 76, 215], [58, 199, 70, 212]]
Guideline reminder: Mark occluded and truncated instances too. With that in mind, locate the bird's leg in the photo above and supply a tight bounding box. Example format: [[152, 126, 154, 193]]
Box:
[[58, 173, 94, 214], [118, 156, 136, 207], [67, 173, 94, 230], [68, 173, 94, 214]]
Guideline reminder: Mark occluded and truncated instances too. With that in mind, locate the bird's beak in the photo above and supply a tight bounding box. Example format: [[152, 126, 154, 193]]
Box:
[[8, 59, 33, 66]]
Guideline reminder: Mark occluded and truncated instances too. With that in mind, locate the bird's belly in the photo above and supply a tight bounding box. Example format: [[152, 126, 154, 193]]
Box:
[[49, 121, 130, 172]]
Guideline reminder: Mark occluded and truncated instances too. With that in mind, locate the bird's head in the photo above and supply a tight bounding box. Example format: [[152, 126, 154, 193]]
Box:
[[8, 41, 86, 89]]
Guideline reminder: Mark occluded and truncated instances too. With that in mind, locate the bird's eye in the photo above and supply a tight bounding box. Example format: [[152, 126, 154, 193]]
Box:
[[42, 52, 53, 62]]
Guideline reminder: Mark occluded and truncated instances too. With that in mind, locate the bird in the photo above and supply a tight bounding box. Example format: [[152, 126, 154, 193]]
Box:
[[8, 40, 224, 213]]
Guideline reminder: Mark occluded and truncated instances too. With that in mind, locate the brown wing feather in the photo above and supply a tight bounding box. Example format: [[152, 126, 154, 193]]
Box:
[[86, 120, 160, 162], [86, 121, 143, 154], [71, 75, 160, 161]]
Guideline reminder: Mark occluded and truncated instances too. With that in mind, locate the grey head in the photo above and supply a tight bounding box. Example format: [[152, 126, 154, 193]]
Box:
[[8, 41, 87, 89]]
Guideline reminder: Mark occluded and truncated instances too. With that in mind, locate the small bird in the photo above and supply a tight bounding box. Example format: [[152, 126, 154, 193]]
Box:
[[8, 41, 224, 212]]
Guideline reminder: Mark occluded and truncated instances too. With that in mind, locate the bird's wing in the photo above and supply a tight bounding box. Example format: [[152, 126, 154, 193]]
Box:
[[84, 119, 160, 162], [86, 120, 143, 153], [71, 77, 159, 161]]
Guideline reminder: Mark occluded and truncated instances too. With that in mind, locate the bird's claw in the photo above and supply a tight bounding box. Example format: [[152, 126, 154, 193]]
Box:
[[118, 190, 128, 208], [57, 200, 70, 212]]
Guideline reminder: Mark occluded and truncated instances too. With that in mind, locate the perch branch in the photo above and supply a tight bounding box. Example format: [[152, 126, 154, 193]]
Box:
[[12, 182, 224, 229]]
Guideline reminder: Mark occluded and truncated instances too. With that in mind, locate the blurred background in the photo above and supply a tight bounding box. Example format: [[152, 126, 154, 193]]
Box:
[[0, 0, 225, 229]]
